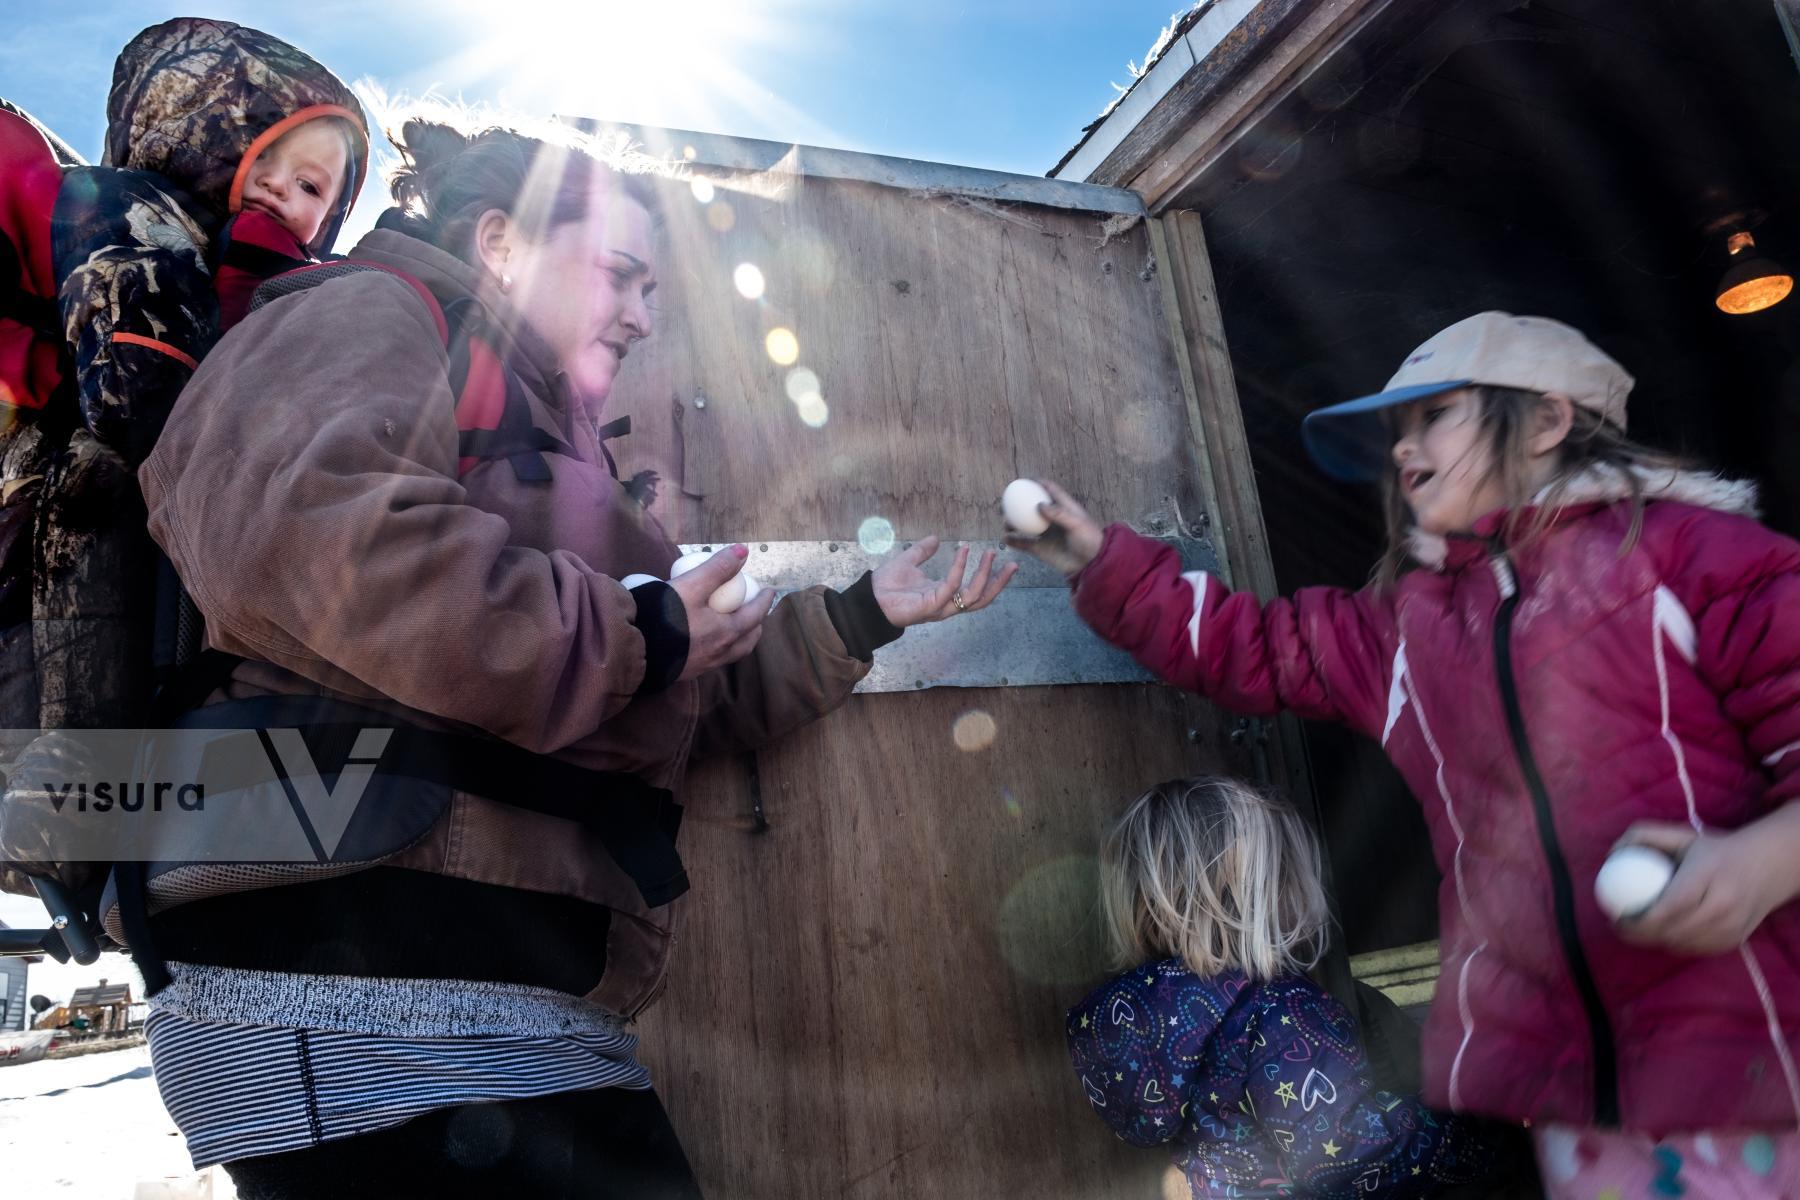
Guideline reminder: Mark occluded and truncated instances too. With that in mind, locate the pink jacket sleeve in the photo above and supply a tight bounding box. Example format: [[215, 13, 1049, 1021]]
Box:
[[1660, 507, 1800, 808], [1071, 524, 1395, 739]]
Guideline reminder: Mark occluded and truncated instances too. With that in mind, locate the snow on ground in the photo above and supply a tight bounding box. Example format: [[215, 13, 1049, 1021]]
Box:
[[0, 1044, 231, 1198]]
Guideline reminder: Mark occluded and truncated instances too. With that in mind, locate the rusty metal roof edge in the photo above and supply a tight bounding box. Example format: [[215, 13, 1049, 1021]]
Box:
[[564, 118, 1147, 218]]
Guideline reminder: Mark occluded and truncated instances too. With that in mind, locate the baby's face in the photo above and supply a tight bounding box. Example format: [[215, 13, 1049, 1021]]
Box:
[[241, 119, 349, 247]]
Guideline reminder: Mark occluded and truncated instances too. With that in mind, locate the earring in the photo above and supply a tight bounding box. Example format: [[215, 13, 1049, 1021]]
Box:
[[500, 272, 513, 293]]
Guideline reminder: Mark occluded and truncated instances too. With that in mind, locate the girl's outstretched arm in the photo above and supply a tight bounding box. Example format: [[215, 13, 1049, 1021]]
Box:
[[1011, 483, 1396, 737]]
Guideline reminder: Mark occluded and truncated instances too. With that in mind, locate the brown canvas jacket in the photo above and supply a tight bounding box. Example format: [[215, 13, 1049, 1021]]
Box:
[[136, 228, 875, 1014]]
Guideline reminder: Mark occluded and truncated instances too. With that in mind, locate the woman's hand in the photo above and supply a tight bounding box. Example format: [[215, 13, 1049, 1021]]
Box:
[[1613, 813, 1800, 955], [871, 536, 1018, 628], [1004, 480, 1105, 578], [671, 546, 777, 682]]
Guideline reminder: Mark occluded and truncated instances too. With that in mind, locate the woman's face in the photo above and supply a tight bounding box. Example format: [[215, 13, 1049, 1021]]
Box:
[[503, 183, 657, 412]]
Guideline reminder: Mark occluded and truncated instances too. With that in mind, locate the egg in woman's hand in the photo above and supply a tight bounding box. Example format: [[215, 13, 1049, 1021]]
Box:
[[1594, 844, 1676, 921], [668, 552, 712, 580], [669, 551, 762, 614], [1002, 478, 1052, 536], [706, 573, 763, 614]]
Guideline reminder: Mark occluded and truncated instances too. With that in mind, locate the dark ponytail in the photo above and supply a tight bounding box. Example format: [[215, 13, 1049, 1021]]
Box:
[[385, 115, 659, 263]]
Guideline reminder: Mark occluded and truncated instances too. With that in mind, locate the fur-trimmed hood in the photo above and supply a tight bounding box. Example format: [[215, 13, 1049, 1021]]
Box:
[[1408, 465, 1761, 569]]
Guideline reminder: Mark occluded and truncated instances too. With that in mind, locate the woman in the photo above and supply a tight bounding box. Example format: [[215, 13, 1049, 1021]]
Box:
[[133, 117, 1013, 1198]]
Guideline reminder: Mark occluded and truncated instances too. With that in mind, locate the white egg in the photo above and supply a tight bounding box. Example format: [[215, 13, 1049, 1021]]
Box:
[[707, 572, 764, 614], [1002, 478, 1053, 536], [1594, 845, 1675, 921], [669, 551, 763, 613], [619, 573, 661, 590], [668, 551, 712, 579]]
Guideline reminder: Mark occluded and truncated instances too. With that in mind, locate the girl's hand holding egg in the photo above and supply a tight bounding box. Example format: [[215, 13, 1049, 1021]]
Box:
[[1001, 479, 1053, 536], [1604, 818, 1800, 955], [1594, 844, 1675, 921], [1003, 478, 1106, 577]]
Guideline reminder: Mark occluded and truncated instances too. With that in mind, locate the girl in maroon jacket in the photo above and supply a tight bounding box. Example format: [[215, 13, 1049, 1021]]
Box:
[[1014, 313, 1800, 1197]]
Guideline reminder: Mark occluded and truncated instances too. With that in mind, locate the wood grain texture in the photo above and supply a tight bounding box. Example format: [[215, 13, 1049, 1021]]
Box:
[[660, 686, 1242, 1198], [605, 175, 1210, 546], [598, 169, 1247, 1193]]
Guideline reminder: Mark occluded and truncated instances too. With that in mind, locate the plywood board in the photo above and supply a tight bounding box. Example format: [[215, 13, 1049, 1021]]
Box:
[[598, 159, 1246, 1195]]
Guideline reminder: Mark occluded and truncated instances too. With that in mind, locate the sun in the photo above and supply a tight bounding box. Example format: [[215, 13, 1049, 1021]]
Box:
[[423, 0, 839, 144]]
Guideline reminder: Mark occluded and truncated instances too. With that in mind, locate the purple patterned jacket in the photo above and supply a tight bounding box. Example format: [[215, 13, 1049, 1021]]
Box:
[[1068, 960, 1492, 1198]]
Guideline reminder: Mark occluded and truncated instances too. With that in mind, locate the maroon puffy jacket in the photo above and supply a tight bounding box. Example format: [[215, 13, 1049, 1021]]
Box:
[[1071, 469, 1800, 1135]]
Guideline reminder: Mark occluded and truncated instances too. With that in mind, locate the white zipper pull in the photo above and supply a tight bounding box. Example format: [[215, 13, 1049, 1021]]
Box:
[[1489, 553, 1518, 599]]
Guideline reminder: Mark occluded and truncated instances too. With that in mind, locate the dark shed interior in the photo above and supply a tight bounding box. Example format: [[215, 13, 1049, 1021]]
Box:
[[1179, 0, 1800, 953]]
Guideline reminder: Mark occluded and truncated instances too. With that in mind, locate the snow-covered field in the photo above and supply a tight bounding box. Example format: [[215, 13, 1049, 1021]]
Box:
[[0, 1044, 232, 1198]]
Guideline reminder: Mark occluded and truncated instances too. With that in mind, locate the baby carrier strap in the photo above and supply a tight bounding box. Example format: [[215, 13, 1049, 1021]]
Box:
[[120, 688, 691, 995], [439, 297, 575, 483], [176, 693, 689, 908], [249, 261, 578, 483], [217, 236, 310, 281]]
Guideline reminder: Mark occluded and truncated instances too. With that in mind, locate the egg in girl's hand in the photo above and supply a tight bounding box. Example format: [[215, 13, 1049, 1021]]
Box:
[[669, 551, 763, 614], [1002, 478, 1053, 536], [1594, 844, 1676, 921]]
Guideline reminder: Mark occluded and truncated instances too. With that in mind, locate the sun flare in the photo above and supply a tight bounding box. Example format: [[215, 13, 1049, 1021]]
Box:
[[425, 0, 837, 142]]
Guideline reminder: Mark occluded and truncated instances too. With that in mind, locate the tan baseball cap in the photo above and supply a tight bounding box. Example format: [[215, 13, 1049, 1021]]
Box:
[[1301, 312, 1636, 481]]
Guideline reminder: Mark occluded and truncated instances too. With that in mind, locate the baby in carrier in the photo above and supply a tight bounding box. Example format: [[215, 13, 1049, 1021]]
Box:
[[66, 16, 369, 459], [0, 20, 366, 899]]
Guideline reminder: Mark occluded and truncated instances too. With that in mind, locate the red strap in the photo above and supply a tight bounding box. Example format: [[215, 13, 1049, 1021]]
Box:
[[111, 332, 198, 371]]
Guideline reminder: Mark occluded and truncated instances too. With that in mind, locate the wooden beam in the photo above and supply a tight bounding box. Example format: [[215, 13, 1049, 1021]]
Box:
[[1133, 0, 1394, 211], [1153, 210, 1280, 601], [1146, 217, 1231, 580], [1126, 0, 1527, 213], [1777, 0, 1800, 76], [1086, 0, 1318, 190], [1151, 209, 1359, 1007]]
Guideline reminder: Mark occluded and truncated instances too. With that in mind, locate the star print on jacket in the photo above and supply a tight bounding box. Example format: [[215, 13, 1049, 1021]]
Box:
[[1066, 959, 1494, 1198]]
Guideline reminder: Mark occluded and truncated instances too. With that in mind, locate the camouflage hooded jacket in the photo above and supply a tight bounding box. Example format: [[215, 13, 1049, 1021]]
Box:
[[56, 17, 368, 461]]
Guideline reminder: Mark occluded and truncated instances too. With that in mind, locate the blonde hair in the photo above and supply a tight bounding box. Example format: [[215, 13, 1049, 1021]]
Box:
[[1373, 385, 1689, 587], [1098, 777, 1330, 981]]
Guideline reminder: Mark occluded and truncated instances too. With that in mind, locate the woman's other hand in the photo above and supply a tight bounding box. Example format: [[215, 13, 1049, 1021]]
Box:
[[871, 536, 1017, 628], [672, 546, 777, 682], [1004, 480, 1105, 577]]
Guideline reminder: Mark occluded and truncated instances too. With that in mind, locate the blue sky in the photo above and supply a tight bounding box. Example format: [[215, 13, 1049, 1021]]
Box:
[[6, 2, 1183, 177]]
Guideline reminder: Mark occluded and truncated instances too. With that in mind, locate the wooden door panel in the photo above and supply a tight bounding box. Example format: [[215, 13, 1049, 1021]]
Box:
[[598, 140, 1235, 1196], [610, 175, 1205, 546], [671, 687, 1238, 1196]]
